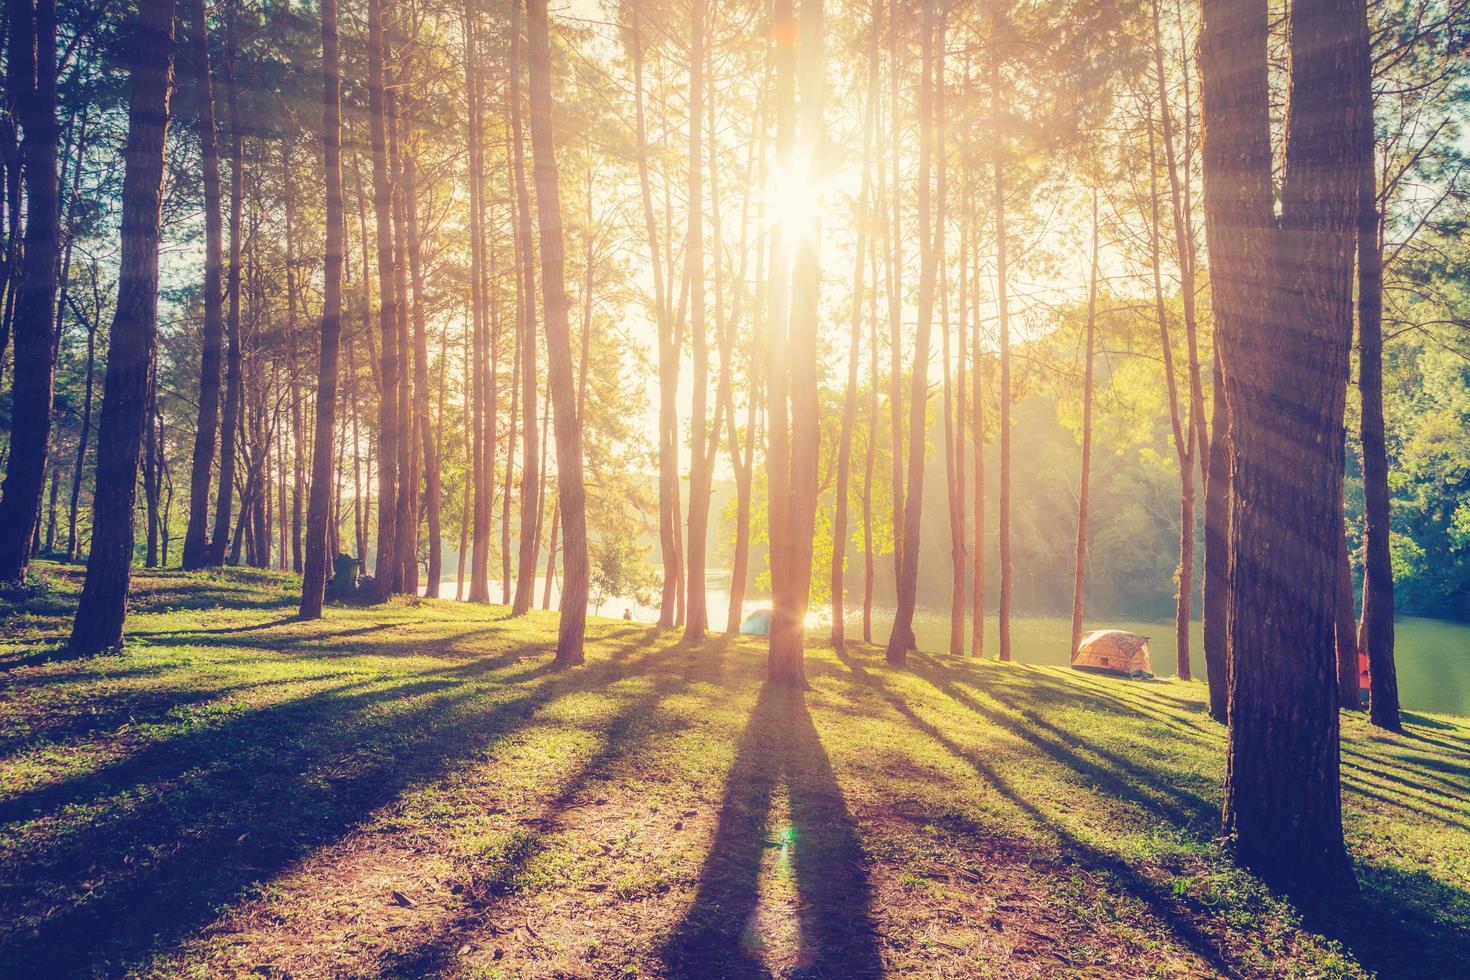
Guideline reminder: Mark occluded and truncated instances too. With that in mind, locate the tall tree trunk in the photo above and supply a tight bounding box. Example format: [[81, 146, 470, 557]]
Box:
[[509, 0, 540, 616], [885, 0, 936, 667], [69, 0, 173, 652], [388, 76, 416, 594], [1201, 350, 1229, 720], [366, 0, 400, 597], [405, 155, 439, 596], [0, 0, 60, 583], [207, 5, 244, 566], [833, 0, 881, 649], [1147, 110, 1196, 681], [282, 139, 305, 574], [66, 315, 96, 559], [181, 0, 224, 571], [1199, 0, 1359, 890], [1070, 190, 1100, 659], [863, 236, 879, 644], [684, 0, 710, 641], [971, 215, 985, 658], [299, 0, 344, 619], [1335, 487, 1361, 708], [885, 0, 905, 586], [143, 379, 161, 567], [525, 0, 588, 666], [630, 10, 679, 629], [992, 60, 1012, 663], [1355, 42, 1399, 731], [464, 2, 490, 602]]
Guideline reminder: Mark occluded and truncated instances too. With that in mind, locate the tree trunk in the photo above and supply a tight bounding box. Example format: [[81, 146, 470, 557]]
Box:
[[1335, 488, 1361, 708], [207, 5, 244, 567], [971, 225, 985, 658], [833, 0, 881, 650], [404, 155, 438, 596], [525, 0, 588, 666], [993, 60, 1012, 663], [684, 0, 710, 641], [885, 0, 936, 667], [66, 315, 96, 560], [1355, 43, 1399, 731], [143, 385, 161, 567], [387, 76, 416, 594], [282, 140, 305, 574], [366, 0, 400, 598], [630, 10, 679, 630], [1201, 351, 1229, 720], [885, 0, 905, 586], [69, 0, 173, 653], [464, 1, 490, 603], [510, 0, 540, 617], [0, 0, 60, 583], [1199, 0, 1359, 890], [1147, 109, 1196, 681], [1070, 190, 1100, 659], [180, 0, 224, 571], [298, 0, 344, 619]]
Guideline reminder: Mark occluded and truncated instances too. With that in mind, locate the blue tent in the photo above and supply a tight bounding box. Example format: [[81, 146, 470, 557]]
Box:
[[739, 608, 773, 635]]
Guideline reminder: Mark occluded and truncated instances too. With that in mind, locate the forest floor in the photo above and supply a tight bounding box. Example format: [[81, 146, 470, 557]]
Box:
[[1, 565, 1468, 978]]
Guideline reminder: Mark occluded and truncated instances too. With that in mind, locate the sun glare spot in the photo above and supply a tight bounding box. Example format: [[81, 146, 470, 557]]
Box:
[[764, 154, 825, 250]]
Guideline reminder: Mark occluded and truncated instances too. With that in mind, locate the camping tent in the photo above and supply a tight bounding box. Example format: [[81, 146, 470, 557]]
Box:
[[739, 608, 773, 635], [1072, 630, 1153, 678]]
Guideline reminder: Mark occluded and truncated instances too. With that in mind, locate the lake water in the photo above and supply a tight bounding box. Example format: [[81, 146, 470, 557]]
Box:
[[432, 574, 1470, 719]]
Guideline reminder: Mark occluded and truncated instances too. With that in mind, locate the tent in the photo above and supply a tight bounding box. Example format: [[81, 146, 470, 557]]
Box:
[[739, 608, 773, 635], [1071, 630, 1153, 678]]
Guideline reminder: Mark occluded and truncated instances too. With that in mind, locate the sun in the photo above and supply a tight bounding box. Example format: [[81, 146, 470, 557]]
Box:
[[763, 150, 826, 251]]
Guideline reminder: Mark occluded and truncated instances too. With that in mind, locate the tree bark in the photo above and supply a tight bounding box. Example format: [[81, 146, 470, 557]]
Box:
[[629, 10, 680, 629], [298, 0, 344, 619], [886, 0, 937, 667], [993, 59, 1013, 663], [1201, 351, 1229, 720], [1070, 191, 1100, 660], [832, 0, 881, 650], [510, 0, 540, 617], [206, 4, 244, 567], [464, 2, 490, 603], [180, 0, 223, 571], [0, 0, 60, 583], [66, 313, 96, 560], [525, 0, 588, 666], [684, 0, 710, 641], [1200, 0, 1359, 890], [69, 0, 173, 652], [366, 0, 400, 598], [1355, 37, 1399, 731]]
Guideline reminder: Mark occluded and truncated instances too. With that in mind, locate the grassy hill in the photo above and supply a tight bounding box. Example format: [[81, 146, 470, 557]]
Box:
[[1, 564, 1467, 977]]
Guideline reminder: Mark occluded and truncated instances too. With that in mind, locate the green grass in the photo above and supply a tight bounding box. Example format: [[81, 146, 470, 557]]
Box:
[[1, 563, 1467, 978]]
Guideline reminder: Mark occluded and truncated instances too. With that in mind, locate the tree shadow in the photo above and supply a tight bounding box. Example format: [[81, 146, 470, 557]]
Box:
[[0, 638, 681, 976], [377, 636, 723, 977], [834, 647, 1236, 974], [661, 680, 882, 979], [908, 653, 1218, 831], [846, 649, 1470, 977]]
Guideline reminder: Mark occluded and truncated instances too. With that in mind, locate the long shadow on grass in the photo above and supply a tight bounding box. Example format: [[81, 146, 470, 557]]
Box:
[[859, 652, 1470, 978], [909, 654, 1218, 831], [661, 680, 882, 979], [835, 648, 1235, 975], [0, 633, 681, 976], [378, 636, 725, 977]]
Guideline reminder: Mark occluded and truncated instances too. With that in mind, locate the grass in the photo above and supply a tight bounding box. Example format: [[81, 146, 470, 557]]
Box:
[[0, 563, 1467, 978]]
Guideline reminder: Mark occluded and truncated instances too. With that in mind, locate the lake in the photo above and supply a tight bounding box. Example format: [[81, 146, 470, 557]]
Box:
[[438, 574, 1470, 718]]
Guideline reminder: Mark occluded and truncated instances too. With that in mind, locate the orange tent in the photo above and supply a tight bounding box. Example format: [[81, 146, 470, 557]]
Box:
[[1071, 630, 1153, 679]]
